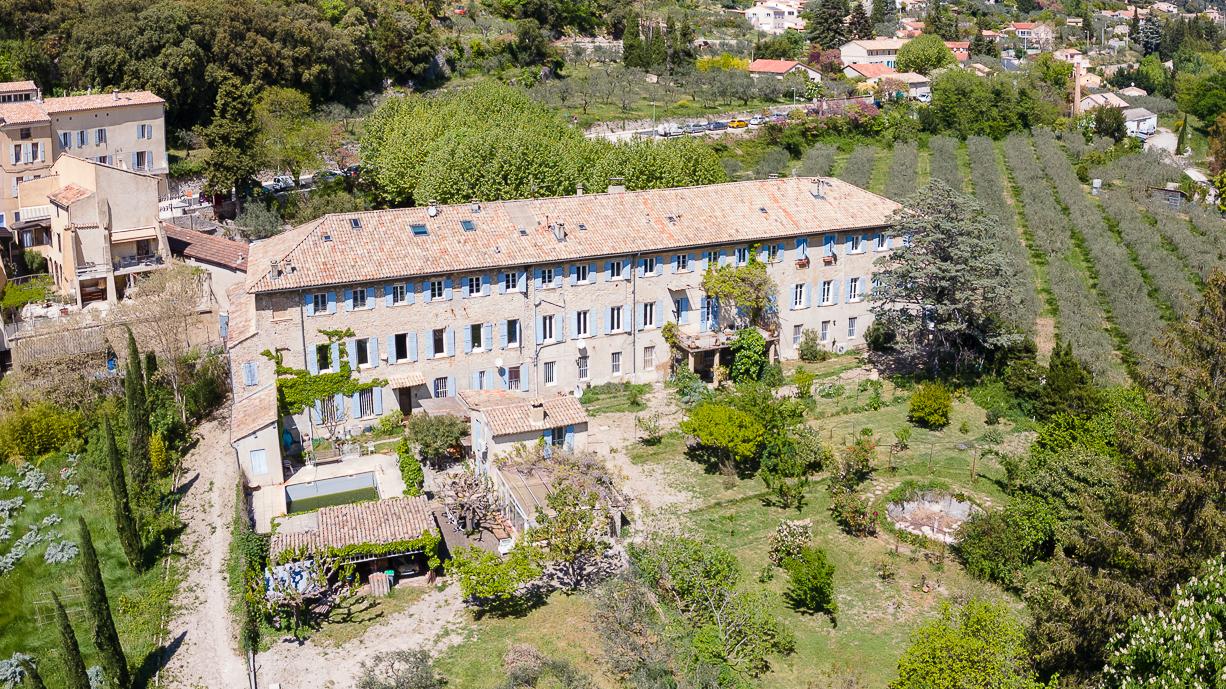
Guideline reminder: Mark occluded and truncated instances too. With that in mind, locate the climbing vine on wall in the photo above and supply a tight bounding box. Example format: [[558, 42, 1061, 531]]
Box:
[[273, 530, 443, 570], [262, 328, 387, 416], [700, 244, 778, 328]]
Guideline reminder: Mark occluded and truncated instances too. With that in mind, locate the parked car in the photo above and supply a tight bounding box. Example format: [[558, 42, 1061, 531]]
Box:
[[728, 119, 749, 129], [768, 112, 788, 124], [683, 123, 707, 135], [343, 164, 361, 179], [263, 175, 295, 193], [655, 123, 684, 137], [313, 169, 343, 184], [748, 115, 766, 126], [708, 120, 729, 131]]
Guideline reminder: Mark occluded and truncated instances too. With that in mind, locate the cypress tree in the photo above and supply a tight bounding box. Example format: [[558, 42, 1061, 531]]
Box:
[[78, 518, 129, 689], [124, 328, 151, 497], [105, 417, 143, 569], [52, 593, 91, 689], [869, 0, 887, 26], [1037, 341, 1101, 420], [18, 658, 47, 689], [622, 11, 643, 68], [848, 2, 873, 39]]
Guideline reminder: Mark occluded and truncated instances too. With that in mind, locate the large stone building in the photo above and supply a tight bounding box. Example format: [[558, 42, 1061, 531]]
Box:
[[226, 177, 899, 486], [0, 81, 168, 235]]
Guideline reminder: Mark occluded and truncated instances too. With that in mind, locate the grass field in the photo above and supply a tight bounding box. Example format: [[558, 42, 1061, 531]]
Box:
[[435, 367, 1023, 688]]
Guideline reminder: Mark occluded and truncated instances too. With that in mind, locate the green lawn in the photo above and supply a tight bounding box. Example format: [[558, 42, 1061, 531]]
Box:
[[438, 372, 1022, 688], [0, 455, 180, 688]]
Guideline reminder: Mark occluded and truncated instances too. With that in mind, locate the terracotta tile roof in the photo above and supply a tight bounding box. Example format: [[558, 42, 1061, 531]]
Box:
[[270, 496, 437, 559], [472, 393, 589, 437], [225, 284, 257, 346], [41, 91, 164, 114], [164, 223, 249, 272], [1010, 21, 1037, 29], [245, 177, 900, 294], [48, 183, 92, 207], [749, 59, 805, 73], [844, 38, 909, 50], [0, 81, 36, 94], [893, 72, 930, 84], [0, 102, 49, 125], [229, 385, 278, 441], [846, 63, 898, 78]]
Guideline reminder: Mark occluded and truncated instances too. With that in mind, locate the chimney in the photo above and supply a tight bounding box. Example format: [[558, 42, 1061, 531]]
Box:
[[552, 222, 566, 242], [470, 198, 481, 213], [575, 183, 585, 196], [529, 399, 546, 425], [607, 177, 626, 193], [112, 89, 119, 101]]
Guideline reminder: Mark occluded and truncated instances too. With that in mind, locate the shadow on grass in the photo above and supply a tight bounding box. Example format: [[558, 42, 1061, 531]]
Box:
[[133, 629, 186, 689]]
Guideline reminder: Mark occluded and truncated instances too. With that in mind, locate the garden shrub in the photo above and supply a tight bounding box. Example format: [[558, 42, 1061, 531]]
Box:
[[955, 497, 1056, 588], [908, 383, 952, 429], [831, 435, 875, 490], [0, 401, 84, 462], [798, 329, 830, 362], [792, 368, 816, 399], [783, 547, 837, 615], [768, 519, 812, 566], [729, 328, 769, 383], [829, 491, 877, 537], [376, 410, 404, 437], [396, 438, 425, 496]]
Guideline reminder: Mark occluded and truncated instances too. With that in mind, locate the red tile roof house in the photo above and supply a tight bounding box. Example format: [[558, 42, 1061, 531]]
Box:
[[748, 59, 822, 81], [843, 63, 898, 80], [944, 41, 970, 62]]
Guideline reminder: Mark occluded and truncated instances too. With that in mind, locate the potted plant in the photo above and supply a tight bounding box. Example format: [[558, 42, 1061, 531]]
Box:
[[796, 255, 810, 268]]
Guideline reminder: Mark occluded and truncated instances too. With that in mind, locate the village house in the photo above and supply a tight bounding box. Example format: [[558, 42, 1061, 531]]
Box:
[[1004, 22, 1055, 49], [744, 0, 806, 35], [843, 63, 897, 81], [1123, 107, 1158, 137], [225, 177, 899, 501], [840, 38, 909, 67], [163, 223, 249, 309], [0, 82, 168, 238], [1079, 91, 1130, 112], [748, 59, 821, 81]]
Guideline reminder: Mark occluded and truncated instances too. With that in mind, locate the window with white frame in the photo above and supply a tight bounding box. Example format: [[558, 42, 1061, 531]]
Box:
[[476, 370, 487, 390], [610, 260, 624, 279], [470, 323, 484, 350], [578, 354, 589, 380], [793, 325, 803, 346], [355, 337, 371, 366], [541, 267, 555, 286], [609, 306, 623, 332], [793, 284, 805, 309], [467, 276, 482, 296], [820, 321, 831, 341], [312, 293, 328, 313], [643, 346, 655, 369], [544, 361, 556, 385], [134, 150, 149, 170], [643, 257, 656, 275], [504, 272, 520, 292], [358, 388, 375, 417], [875, 234, 886, 251], [430, 280, 444, 300], [352, 288, 368, 309], [575, 264, 589, 283], [507, 319, 520, 347], [767, 244, 780, 262], [76, 130, 86, 147], [433, 377, 449, 397], [576, 310, 589, 337], [611, 351, 622, 375], [432, 328, 446, 356], [735, 247, 749, 265], [642, 302, 655, 328], [851, 235, 863, 253], [95, 128, 107, 145], [849, 277, 861, 301], [821, 280, 833, 304], [704, 250, 717, 267], [316, 343, 333, 371], [58, 132, 70, 149], [678, 253, 690, 271], [847, 317, 858, 338], [391, 283, 408, 304], [541, 314, 555, 341], [394, 333, 410, 360]]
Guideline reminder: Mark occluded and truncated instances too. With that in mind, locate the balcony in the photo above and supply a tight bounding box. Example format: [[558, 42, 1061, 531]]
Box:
[[113, 254, 163, 274], [75, 262, 109, 278]]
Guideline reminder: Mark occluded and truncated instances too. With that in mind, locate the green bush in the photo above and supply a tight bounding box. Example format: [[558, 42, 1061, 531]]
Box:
[[396, 438, 425, 497], [908, 383, 952, 429], [783, 546, 838, 615], [829, 491, 877, 536], [376, 410, 404, 437], [955, 497, 1056, 588], [798, 329, 830, 362], [0, 401, 85, 462], [20, 249, 46, 275], [792, 368, 817, 399]]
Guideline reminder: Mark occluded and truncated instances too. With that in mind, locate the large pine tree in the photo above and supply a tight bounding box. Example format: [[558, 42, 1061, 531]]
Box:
[[803, 0, 848, 50], [869, 0, 888, 26], [105, 417, 143, 569], [1027, 270, 1226, 680], [52, 593, 91, 689], [78, 518, 129, 689], [848, 2, 873, 40], [123, 329, 151, 499], [622, 11, 644, 68]]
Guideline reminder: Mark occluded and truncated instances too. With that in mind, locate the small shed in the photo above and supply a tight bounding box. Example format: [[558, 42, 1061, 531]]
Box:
[[1123, 107, 1158, 137], [748, 59, 822, 81], [231, 384, 283, 488], [463, 390, 589, 462], [1149, 183, 1188, 210]]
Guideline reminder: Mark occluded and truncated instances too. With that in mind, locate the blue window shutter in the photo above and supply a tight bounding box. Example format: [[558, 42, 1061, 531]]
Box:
[[498, 321, 507, 349], [884, 235, 892, 249], [638, 258, 645, 277], [833, 280, 842, 304], [636, 303, 644, 331], [350, 393, 360, 419], [424, 331, 435, 358], [445, 327, 455, 356], [517, 271, 527, 292], [346, 339, 358, 365], [700, 299, 709, 332], [699, 253, 708, 272], [386, 336, 396, 364], [409, 333, 418, 362], [344, 289, 353, 311], [534, 269, 543, 290], [443, 278, 453, 300], [796, 238, 808, 259], [713, 297, 721, 324], [483, 323, 493, 348], [446, 376, 456, 397], [564, 425, 574, 451], [481, 274, 489, 296], [603, 261, 611, 281], [326, 291, 336, 314], [536, 315, 544, 345], [603, 308, 612, 335], [804, 284, 812, 308], [366, 286, 375, 305], [471, 371, 480, 390], [374, 388, 384, 415], [369, 338, 379, 368], [463, 325, 473, 353], [844, 235, 853, 253], [308, 345, 320, 374], [680, 297, 690, 324], [568, 266, 577, 286], [459, 277, 468, 299], [588, 263, 596, 281], [718, 249, 727, 266], [312, 401, 322, 423], [497, 273, 505, 294], [555, 266, 564, 287], [569, 311, 578, 338], [670, 255, 678, 273], [657, 299, 667, 324], [330, 342, 340, 369], [304, 293, 315, 316], [776, 243, 785, 260], [419, 282, 429, 301], [520, 372, 530, 392], [242, 362, 256, 386], [405, 283, 415, 305], [559, 312, 567, 341], [384, 285, 393, 307], [824, 235, 835, 256]]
